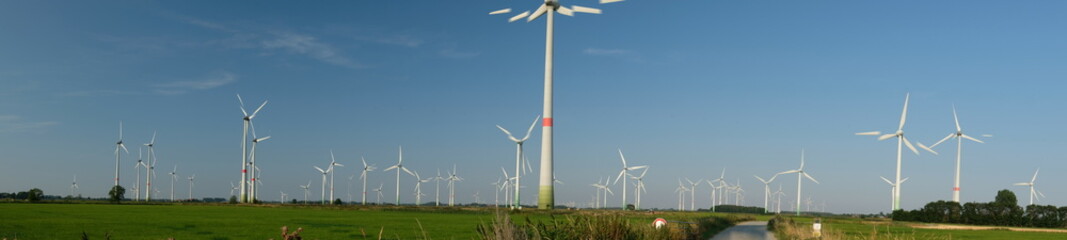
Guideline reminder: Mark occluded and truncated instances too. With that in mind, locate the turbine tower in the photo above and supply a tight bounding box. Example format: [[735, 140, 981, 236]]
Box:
[[490, 0, 623, 209], [144, 132, 157, 201], [856, 93, 919, 210], [880, 176, 909, 212], [614, 149, 647, 209], [754, 174, 779, 214], [113, 122, 129, 187], [917, 105, 986, 203], [496, 114, 539, 210], [237, 94, 267, 203], [777, 150, 819, 216], [1013, 169, 1044, 206], [359, 156, 376, 205], [328, 150, 344, 203], [168, 165, 178, 202], [248, 123, 271, 203]]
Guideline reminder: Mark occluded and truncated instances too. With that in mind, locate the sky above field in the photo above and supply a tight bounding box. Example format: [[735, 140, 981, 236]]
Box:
[[3, 0, 1067, 214]]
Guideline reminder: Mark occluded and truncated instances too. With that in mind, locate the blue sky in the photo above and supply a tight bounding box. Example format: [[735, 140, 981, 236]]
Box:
[[2, 0, 1067, 213]]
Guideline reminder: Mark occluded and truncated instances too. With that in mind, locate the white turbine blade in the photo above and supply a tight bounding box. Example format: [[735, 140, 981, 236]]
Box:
[[981, 134, 994, 138], [1013, 182, 1030, 186], [917, 142, 938, 155], [314, 166, 325, 173], [628, 165, 648, 171], [237, 94, 248, 116], [600, 0, 624, 3], [1031, 169, 1040, 183], [877, 133, 897, 141], [901, 177, 909, 183], [614, 170, 626, 185], [754, 175, 767, 184], [1037, 190, 1046, 198], [855, 131, 881, 136], [803, 173, 819, 184], [527, 5, 547, 22], [120, 143, 129, 154], [617, 149, 628, 167], [402, 166, 415, 177], [685, 178, 695, 186], [952, 105, 962, 132], [898, 93, 910, 131], [930, 133, 956, 148], [777, 170, 799, 175], [496, 125, 518, 142], [880, 176, 893, 185], [961, 134, 984, 143], [361, 156, 368, 168], [604, 187, 614, 195], [383, 165, 398, 172], [902, 136, 919, 155], [489, 8, 511, 15], [637, 168, 648, 178], [256, 136, 271, 142], [508, 11, 531, 22], [571, 5, 602, 14], [556, 6, 574, 16], [250, 100, 268, 119], [500, 167, 509, 178], [520, 114, 540, 141]]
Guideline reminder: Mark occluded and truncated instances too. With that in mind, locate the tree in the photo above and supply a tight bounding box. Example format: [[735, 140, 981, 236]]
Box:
[[229, 196, 238, 204], [27, 188, 43, 202], [994, 189, 1018, 206], [333, 198, 343, 205], [108, 185, 126, 204]]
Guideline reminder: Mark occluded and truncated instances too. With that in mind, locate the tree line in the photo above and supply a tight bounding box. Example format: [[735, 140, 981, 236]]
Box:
[[892, 189, 1067, 228]]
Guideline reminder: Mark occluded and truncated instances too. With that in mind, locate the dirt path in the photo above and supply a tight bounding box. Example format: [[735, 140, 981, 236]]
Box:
[[709, 221, 777, 240]]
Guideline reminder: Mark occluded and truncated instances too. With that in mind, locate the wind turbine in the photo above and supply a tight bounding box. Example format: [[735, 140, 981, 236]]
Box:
[[880, 176, 909, 212], [489, 0, 623, 210], [280, 191, 288, 203], [383, 146, 414, 205], [685, 178, 701, 211], [754, 173, 780, 214], [772, 185, 786, 214], [113, 122, 130, 187], [593, 178, 614, 209], [502, 168, 516, 208], [777, 150, 819, 216], [1014, 169, 1044, 206], [496, 115, 540, 210], [359, 156, 376, 205], [856, 93, 920, 210], [917, 105, 986, 203], [144, 132, 157, 201], [614, 149, 647, 209], [187, 174, 196, 201], [435, 169, 443, 207], [299, 180, 311, 204], [168, 165, 178, 202], [675, 180, 689, 210], [705, 180, 719, 212], [70, 175, 79, 197], [491, 178, 502, 207], [230, 182, 239, 197], [327, 150, 343, 203], [134, 148, 145, 201], [413, 171, 432, 205], [248, 123, 271, 203], [313, 165, 331, 204], [630, 168, 648, 210], [711, 168, 727, 209], [237, 94, 267, 203], [447, 165, 463, 207], [373, 183, 385, 205]]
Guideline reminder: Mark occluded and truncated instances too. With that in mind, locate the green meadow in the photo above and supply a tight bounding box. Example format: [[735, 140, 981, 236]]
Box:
[[0, 203, 727, 239], [779, 216, 1067, 240]]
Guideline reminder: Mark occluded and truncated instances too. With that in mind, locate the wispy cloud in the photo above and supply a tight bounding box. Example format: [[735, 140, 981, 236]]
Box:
[[262, 32, 366, 69], [0, 115, 59, 133], [153, 71, 238, 95], [62, 89, 141, 97]]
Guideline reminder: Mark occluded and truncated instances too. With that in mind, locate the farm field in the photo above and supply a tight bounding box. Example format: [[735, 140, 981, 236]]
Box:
[[784, 216, 1067, 240], [0, 203, 727, 239]]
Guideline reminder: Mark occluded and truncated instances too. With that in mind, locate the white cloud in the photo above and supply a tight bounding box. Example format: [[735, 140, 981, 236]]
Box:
[[0, 115, 59, 133], [262, 32, 365, 68], [153, 72, 238, 95]]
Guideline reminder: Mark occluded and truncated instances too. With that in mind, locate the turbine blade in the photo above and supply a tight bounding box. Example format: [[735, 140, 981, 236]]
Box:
[[600, 0, 625, 3], [509, 11, 531, 22], [571, 5, 602, 14], [527, 5, 547, 22], [402, 167, 415, 177], [855, 131, 881, 136], [383, 165, 398, 171], [556, 6, 574, 16], [952, 105, 962, 132], [1013, 182, 1030, 186], [930, 133, 956, 148], [628, 165, 648, 171], [237, 94, 248, 116], [489, 8, 511, 15], [314, 166, 325, 173], [754, 175, 766, 184], [777, 170, 799, 175], [902, 136, 919, 155], [898, 93, 910, 131], [803, 172, 819, 184], [250, 100, 268, 118], [880, 176, 893, 185], [1032, 169, 1039, 183], [614, 170, 626, 185], [521, 114, 540, 141], [961, 134, 984, 143], [877, 134, 897, 141], [917, 142, 938, 155], [901, 177, 909, 183]]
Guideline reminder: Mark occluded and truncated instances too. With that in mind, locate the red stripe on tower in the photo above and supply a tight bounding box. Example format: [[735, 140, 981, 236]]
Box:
[[543, 117, 553, 127], [953, 187, 960, 191], [242, 169, 247, 173]]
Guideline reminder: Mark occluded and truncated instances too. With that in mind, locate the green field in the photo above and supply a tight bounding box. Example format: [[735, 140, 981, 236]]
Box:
[[780, 216, 1067, 240], [0, 203, 728, 239]]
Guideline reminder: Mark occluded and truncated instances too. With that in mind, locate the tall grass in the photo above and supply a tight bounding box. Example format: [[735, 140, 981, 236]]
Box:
[[768, 215, 952, 240], [477, 211, 748, 240]]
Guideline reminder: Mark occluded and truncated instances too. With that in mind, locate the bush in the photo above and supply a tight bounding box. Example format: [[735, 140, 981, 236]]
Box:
[[27, 188, 43, 202], [108, 186, 125, 204]]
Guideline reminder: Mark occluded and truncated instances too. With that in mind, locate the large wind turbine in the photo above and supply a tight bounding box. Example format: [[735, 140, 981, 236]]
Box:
[[685, 178, 701, 211], [856, 93, 919, 210], [237, 94, 267, 203], [490, 0, 623, 209], [754, 174, 780, 214], [413, 171, 432, 205], [248, 123, 270, 203], [630, 168, 648, 210], [917, 105, 985, 203], [777, 150, 819, 216], [880, 176, 909, 212], [134, 148, 145, 201], [328, 151, 343, 203], [113, 122, 130, 187], [446, 165, 463, 206], [359, 156, 376, 205], [496, 115, 539, 210], [168, 165, 178, 201], [143, 132, 157, 201], [1013, 169, 1044, 206], [313, 165, 331, 204], [614, 149, 647, 209], [383, 146, 414, 205]]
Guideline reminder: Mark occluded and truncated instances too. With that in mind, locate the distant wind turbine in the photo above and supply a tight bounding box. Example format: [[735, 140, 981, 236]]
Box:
[[113, 122, 130, 187], [880, 176, 909, 212], [299, 179, 311, 204], [383, 146, 414, 205], [313, 165, 331, 204], [777, 150, 819, 216], [856, 93, 920, 210], [328, 150, 343, 203], [359, 156, 376, 205], [496, 115, 539, 210], [614, 149, 647, 209], [237, 94, 267, 203], [917, 105, 986, 203], [754, 173, 780, 214], [1014, 169, 1044, 206]]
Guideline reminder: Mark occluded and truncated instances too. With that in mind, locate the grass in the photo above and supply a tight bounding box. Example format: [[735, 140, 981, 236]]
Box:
[[770, 215, 1067, 240], [0, 202, 737, 239]]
